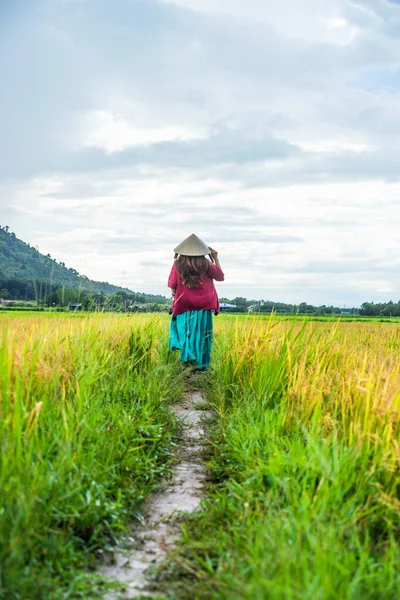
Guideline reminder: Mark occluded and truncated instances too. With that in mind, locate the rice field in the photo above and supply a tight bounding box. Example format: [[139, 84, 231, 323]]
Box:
[[1, 313, 399, 599], [165, 316, 400, 599], [0, 313, 182, 599]]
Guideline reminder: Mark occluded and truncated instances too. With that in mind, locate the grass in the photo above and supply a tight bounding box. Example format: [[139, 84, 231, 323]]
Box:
[[158, 315, 400, 599], [2, 312, 399, 599], [0, 313, 182, 600]]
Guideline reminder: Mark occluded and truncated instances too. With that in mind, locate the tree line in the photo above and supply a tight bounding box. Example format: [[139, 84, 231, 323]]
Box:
[[0, 277, 168, 310], [3, 280, 398, 316], [359, 301, 400, 317], [220, 298, 400, 316], [220, 297, 355, 315]]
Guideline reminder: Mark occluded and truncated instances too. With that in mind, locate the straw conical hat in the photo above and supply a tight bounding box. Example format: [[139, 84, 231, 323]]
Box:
[[174, 233, 210, 256]]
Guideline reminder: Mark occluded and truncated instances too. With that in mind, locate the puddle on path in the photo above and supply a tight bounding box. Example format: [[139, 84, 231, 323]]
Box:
[[99, 390, 209, 599]]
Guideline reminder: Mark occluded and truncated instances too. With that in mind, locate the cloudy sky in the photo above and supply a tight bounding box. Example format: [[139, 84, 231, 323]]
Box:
[[1, 0, 400, 305]]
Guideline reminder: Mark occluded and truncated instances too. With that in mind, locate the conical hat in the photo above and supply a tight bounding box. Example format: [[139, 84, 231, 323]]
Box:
[[174, 233, 210, 256]]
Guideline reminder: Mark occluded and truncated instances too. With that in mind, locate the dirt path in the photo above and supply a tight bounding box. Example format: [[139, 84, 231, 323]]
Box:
[[99, 390, 209, 598]]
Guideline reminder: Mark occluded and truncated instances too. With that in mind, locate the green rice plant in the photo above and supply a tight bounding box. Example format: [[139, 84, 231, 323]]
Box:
[[0, 313, 182, 600], [159, 316, 400, 599]]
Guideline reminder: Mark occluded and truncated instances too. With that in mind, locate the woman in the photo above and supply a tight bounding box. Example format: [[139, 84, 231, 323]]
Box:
[[168, 233, 224, 371]]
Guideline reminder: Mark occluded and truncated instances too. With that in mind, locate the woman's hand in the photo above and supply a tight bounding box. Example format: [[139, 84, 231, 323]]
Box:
[[209, 247, 218, 260]]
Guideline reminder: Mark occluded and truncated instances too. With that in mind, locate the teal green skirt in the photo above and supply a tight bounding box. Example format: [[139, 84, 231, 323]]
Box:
[[168, 310, 213, 370]]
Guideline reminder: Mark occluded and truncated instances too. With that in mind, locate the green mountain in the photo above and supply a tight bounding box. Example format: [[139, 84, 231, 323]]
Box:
[[0, 226, 168, 303]]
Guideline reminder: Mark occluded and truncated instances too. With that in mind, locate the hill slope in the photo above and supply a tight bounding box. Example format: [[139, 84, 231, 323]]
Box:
[[0, 225, 133, 295]]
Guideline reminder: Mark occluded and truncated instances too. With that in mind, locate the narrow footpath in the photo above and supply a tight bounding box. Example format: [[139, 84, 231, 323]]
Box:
[[99, 390, 209, 598]]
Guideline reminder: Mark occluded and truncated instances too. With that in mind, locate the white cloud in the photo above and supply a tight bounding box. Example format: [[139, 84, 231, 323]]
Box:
[[284, 139, 374, 154], [162, 0, 360, 44], [1, 0, 400, 305], [82, 110, 205, 152]]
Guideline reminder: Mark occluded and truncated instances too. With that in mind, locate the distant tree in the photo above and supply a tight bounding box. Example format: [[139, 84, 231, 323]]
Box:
[[231, 297, 249, 312], [93, 291, 106, 306]]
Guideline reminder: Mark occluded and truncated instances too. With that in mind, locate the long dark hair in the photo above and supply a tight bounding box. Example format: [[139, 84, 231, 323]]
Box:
[[176, 255, 211, 288]]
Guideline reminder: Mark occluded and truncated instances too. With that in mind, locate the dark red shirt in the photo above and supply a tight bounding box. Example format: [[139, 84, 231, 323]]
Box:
[[168, 262, 224, 315]]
